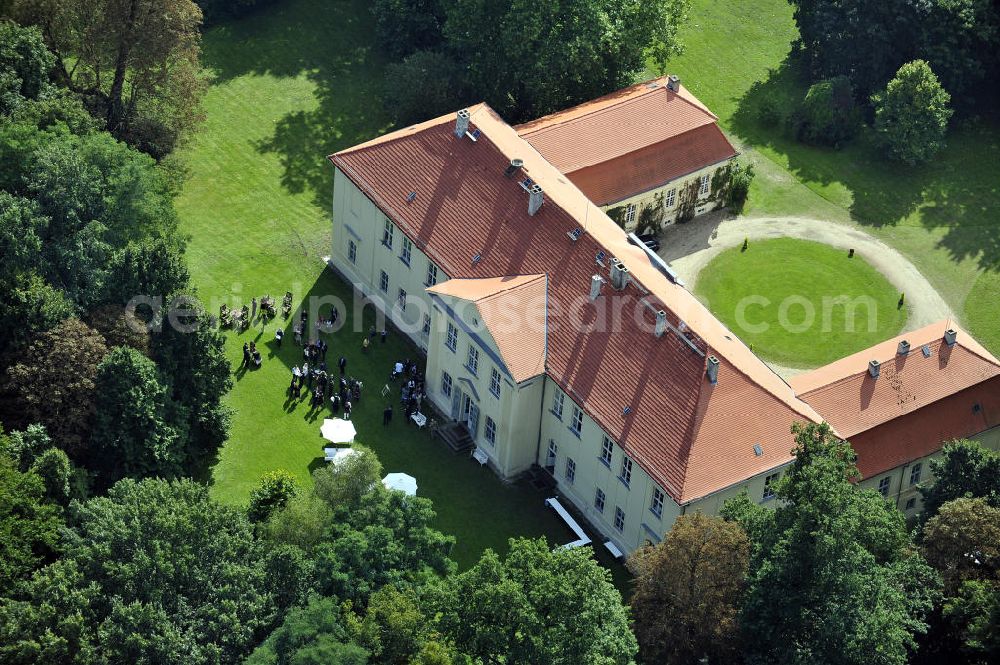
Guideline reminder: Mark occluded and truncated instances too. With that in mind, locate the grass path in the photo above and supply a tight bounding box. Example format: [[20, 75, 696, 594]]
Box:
[[172, 0, 600, 573], [663, 0, 1000, 354]]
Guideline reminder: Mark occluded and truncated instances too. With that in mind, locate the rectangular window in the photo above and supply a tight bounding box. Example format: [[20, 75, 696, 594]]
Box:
[[600, 436, 613, 467], [425, 262, 438, 287], [624, 203, 637, 227], [650, 488, 664, 518], [763, 472, 780, 500], [379, 270, 389, 293], [445, 322, 458, 352], [441, 371, 452, 397], [546, 440, 557, 472], [878, 476, 891, 497], [569, 406, 583, 436], [698, 173, 711, 197], [910, 463, 922, 486], [422, 314, 431, 336], [348, 239, 357, 264], [466, 344, 479, 375], [382, 218, 394, 248], [397, 288, 407, 311], [620, 457, 633, 488], [484, 416, 497, 447], [489, 367, 501, 399], [664, 187, 676, 208], [400, 237, 412, 265], [565, 457, 576, 484], [614, 507, 625, 532], [594, 488, 606, 513], [551, 390, 564, 419]]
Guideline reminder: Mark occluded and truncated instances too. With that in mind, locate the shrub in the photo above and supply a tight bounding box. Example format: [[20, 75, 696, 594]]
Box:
[[872, 60, 953, 165], [726, 163, 755, 212], [795, 75, 861, 146]]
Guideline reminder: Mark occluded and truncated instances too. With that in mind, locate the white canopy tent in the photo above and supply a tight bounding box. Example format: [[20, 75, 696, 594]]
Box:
[[382, 472, 417, 496], [320, 418, 356, 444]]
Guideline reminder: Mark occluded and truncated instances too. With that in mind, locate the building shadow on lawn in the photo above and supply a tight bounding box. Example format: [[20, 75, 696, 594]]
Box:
[[730, 55, 1000, 270]]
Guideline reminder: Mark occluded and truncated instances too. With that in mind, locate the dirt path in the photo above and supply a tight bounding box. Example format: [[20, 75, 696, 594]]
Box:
[[658, 213, 956, 377]]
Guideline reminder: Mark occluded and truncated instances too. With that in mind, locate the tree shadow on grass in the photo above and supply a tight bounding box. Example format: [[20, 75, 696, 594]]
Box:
[[199, 0, 395, 211], [730, 54, 1000, 270]]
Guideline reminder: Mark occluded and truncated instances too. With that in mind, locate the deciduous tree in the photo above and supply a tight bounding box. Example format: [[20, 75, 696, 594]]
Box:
[[0, 455, 62, 595], [872, 60, 953, 165], [630, 512, 749, 664], [919, 439, 1000, 520], [729, 422, 941, 665], [0, 318, 108, 455], [435, 537, 637, 664], [248, 469, 298, 523]]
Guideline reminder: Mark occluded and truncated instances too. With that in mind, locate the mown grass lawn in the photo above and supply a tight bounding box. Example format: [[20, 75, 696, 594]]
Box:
[[695, 238, 908, 368], [172, 0, 629, 575], [662, 0, 1000, 355]]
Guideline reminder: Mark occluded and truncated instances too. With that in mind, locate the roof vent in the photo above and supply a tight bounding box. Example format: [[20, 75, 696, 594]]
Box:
[[666, 75, 681, 92], [869, 359, 881, 378], [471, 252, 482, 264], [466, 128, 481, 141], [706, 355, 719, 384], [406, 191, 417, 203], [504, 158, 524, 178], [898, 340, 910, 355], [622, 406, 632, 417], [528, 184, 544, 216], [455, 108, 470, 138], [753, 444, 763, 457], [567, 228, 582, 241], [595, 250, 607, 265], [944, 328, 958, 346], [609, 259, 629, 290], [654, 310, 667, 338], [922, 344, 932, 358], [589, 274, 602, 301]]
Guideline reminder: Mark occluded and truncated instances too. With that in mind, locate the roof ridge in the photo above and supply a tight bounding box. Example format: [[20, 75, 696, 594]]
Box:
[[515, 77, 669, 134]]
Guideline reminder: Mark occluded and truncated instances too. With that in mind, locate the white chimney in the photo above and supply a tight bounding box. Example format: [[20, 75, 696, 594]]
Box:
[[869, 359, 881, 378], [706, 355, 719, 384], [528, 184, 544, 216], [455, 108, 470, 138], [897, 340, 910, 355], [589, 274, 602, 301], [944, 328, 957, 346], [609, 259, 629, 290], [654, 310, 667, 337]]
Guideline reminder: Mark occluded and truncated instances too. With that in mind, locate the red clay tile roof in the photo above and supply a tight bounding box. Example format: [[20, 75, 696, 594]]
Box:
[[850, 377, 1000, 479], [331, 103, 821, 503], [515, 77, 737, 205], [790, 321, 1000, 439], [428, 276, 548, 383]]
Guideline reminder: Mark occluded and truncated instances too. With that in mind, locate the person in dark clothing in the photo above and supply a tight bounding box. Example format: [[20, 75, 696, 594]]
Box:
[[312, 388, 323, 408], [381, 330, 387, 343], [307, 369, 314, 388], [330, 393, 340, 414], [339, 356, 347, 374], [383, 404, 393, 426], [343, 400, 352, 420], [242, 343, 250, 367]]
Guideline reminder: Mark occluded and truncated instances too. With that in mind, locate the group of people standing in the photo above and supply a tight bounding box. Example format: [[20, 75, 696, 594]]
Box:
[[241, 341, 261, 368]]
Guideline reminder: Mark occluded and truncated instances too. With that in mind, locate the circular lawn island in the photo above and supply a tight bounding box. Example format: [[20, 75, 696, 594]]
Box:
[[694, 237, 907, 368]]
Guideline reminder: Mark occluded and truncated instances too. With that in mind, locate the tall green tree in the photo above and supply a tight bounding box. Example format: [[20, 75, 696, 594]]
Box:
[[14, 0, 206, 156], [312, 445, 382, 510], [630, 512, 749, 665], [247, 595, 370, 665], [0, 454, 63, 595], [248, 469, 298, 523], [441, 0, 690, 121], [727, 422, 941, 665], [434, 537, 637, 664], [872, 60, 953, 165], [0, 478, 285, 664], [371, 0, 446, 59], [917, 498, 1000, 665], [919, 439, 1000, 520], [0, 20, 54, 114], [90, 345, 185, 483]]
